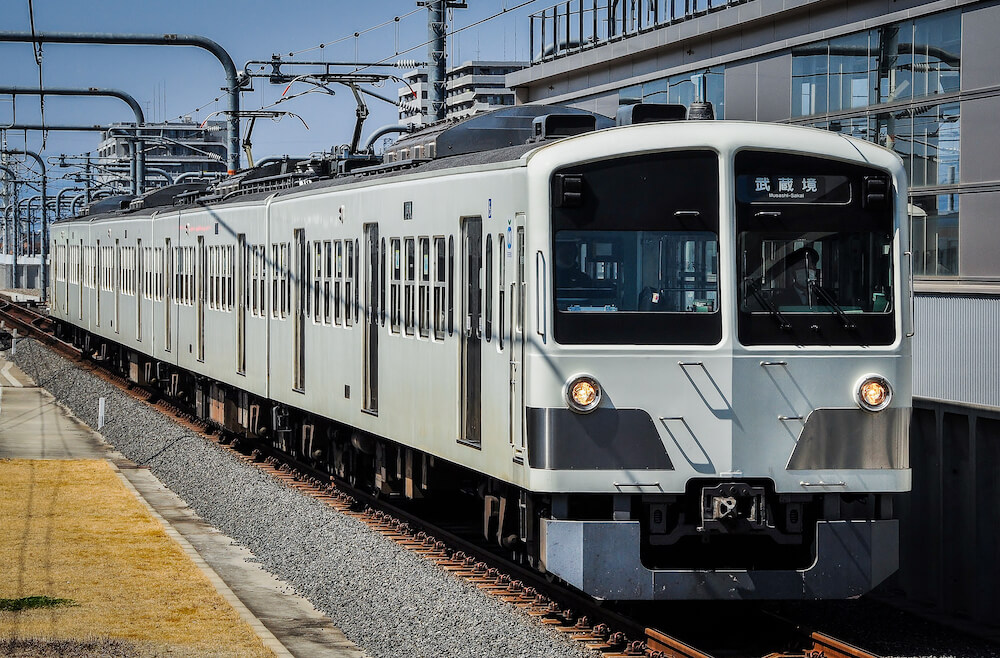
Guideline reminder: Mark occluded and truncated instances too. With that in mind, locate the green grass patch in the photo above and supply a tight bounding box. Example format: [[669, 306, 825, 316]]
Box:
[[0, 596, 76, 612]]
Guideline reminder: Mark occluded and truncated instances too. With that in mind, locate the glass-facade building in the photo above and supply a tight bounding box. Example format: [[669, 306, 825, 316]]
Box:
[[511, 0, 993, 287], [607, 9, 963, 277]]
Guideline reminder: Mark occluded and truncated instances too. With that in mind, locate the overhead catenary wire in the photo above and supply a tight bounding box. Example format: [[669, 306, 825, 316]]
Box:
[[287, 7, 424, 58], [118, 3, 539, 149], [352, 0, 539, 73]]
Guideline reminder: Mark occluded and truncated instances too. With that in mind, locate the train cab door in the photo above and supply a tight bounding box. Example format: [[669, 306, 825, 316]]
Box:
[[197, 236, 205, 361], [237, 234, 246, 375], [164, 238, 172, 351], [461, 217, 483, 446], [363, 223, 379, 413], [508, 219, 526, 459]]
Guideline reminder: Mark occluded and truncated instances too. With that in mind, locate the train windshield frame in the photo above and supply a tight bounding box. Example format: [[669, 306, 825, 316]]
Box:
[[550, 150, 721, 345], [735, 150, 896, 346]]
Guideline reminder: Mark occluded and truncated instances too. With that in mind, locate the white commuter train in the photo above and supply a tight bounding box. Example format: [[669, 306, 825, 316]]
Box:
[[49, 105, 910, 600]]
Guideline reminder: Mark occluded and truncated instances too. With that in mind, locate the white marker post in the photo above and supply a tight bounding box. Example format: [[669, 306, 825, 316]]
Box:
[[98, 397, 106, 430]]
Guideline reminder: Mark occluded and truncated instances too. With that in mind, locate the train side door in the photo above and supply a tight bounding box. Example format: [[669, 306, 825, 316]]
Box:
[[114, 240, 120, 333], [136, 239, 142, 340], [509, 220, 526, 458], [62, 242, 69, 314], [95, 241, 101, 327], [293, 228, 305, 391], [363, 223, 379, 413], [78, 240, 84, 320], [51, 243, 59, 314], [164, 238, 172, 351], [237, 234, 246, 375], [461, 216, 483, 446], [197, 236, 205, 361]]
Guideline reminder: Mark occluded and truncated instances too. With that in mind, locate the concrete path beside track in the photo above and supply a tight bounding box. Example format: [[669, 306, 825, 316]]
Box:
[[0, 353, 367, 658]]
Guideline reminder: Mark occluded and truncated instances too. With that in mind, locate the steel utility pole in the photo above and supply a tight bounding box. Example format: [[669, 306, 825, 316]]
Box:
[[0, 31, 242, 174], [0, 87, 146, 194], [1, 150, 46, 300], [422, 0, 466, 122]]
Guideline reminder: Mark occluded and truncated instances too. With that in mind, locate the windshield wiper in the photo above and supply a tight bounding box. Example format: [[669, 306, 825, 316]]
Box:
[[809, 281, 856, 330], [743, 278, 791, 331]]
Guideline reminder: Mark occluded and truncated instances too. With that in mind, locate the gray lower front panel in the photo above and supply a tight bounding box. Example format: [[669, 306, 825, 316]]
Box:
[[540, 518, 898, 600], [787, 407, 910, 470], [526, 407, 672, 470]]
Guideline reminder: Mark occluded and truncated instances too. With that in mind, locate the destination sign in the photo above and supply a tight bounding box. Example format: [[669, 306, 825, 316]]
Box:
[[736, 174, 852, 204]]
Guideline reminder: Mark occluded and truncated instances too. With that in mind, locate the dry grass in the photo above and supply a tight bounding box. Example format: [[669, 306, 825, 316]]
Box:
[[0, 459, 272, 657]]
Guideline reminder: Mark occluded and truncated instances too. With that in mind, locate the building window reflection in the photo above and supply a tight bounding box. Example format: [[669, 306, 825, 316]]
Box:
[[910, 194, 959, 277], [792, 10, 961, 117], [617, 66, 725, 118]]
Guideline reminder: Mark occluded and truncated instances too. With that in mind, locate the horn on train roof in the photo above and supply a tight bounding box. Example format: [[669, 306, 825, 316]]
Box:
[[686, 70, 715, 121]]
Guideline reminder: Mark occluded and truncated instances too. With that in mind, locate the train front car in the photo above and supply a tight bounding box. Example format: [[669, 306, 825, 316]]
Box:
[[524, 121, 910, 600]]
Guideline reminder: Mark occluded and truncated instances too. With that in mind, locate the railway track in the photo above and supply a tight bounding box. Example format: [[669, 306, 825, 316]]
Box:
[[0, 299, 883, 658]]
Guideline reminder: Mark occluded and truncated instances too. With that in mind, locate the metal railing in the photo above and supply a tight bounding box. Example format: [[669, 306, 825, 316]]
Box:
[[529, 0, 748, 63]]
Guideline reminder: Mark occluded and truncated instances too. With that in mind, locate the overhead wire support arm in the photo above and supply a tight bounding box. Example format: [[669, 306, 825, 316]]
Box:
[[0, 31, 243, 174], [242, 55, 428, 85], [0, 86, 146, 194], [208, 110, 308, 168]]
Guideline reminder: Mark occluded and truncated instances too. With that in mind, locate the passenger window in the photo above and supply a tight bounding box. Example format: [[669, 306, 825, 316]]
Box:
[[404, 238, 415, 336], [380, 238, 387, 327], [434, 237, 446, 340], [323, 241, 332, 324], [281, 243, 289, 318], [313, 241, 322, 323], [271, 244, 279, 318], [419, 237, 430, 338], [498, 233, 505, 351], [485, 234, 493, 342], [335, 241, 344, 326], [448, 236, 455, 336], [346, 240, 355, 328], [391, 238, 401, 333], [354, 239, 360, 325]]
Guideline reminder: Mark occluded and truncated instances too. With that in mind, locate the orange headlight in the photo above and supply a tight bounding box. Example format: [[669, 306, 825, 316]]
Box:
[[566, 375, 601, 413], [856, 376, 892, 412]]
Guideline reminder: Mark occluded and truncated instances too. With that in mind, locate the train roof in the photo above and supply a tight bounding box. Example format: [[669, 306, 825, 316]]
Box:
[[55, 104, 901, 226], [57, 104, 623, 225]]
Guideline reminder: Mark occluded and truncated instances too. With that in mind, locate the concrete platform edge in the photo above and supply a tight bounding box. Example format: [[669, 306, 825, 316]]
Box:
[[112, 466, 294, 658]]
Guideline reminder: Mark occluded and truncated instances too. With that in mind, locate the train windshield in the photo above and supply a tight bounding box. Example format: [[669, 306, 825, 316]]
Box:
[[555, 231, 718, 313], [738, 231, 893, 315], [735, 149, 896, 346], [550, 150, 721, 344]]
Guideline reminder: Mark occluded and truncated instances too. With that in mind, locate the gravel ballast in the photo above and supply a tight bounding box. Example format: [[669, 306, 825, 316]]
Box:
[[12, 340, 598, 658]]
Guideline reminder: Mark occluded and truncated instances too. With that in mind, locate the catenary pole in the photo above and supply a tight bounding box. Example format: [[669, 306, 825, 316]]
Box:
[[2, 151, 46, 301]]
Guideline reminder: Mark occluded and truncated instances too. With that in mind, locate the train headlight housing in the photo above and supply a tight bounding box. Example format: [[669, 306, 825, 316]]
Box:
[[566, 375, 601, 414], [856, 375, 892, 412]]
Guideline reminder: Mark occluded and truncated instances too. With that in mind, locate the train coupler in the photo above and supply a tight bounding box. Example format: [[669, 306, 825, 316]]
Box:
[[699, 482, 768, 533]]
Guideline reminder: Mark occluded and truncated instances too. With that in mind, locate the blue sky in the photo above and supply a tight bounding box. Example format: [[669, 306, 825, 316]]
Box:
[[1, 1, 539, 188]]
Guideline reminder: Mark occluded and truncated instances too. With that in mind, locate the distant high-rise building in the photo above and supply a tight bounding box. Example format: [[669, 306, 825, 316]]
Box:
[[96, 117, 227, 189], [397, 60, 526, 127]]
